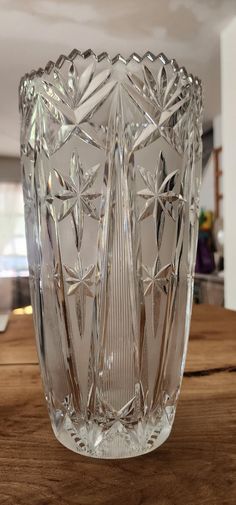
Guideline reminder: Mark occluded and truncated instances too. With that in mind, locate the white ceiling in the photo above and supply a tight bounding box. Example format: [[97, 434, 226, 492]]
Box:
[[0, 0, 236, 156]]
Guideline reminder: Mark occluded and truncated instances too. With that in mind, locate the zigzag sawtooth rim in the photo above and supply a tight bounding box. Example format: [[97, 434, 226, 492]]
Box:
[[19, 49, 201, 90]]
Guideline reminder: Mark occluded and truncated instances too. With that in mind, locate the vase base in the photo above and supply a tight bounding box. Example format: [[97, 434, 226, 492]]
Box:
[[52, 411, 173, 459]]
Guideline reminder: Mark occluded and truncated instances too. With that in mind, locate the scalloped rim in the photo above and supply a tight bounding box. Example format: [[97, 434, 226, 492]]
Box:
[[20, 49, 201, 89]]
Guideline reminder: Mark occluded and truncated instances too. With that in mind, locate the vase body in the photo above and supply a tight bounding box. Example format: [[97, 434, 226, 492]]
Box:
[[20, 50, 202, 459]]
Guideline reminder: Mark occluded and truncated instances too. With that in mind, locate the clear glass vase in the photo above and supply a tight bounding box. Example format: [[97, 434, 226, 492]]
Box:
[[19, 50, 202, 459]]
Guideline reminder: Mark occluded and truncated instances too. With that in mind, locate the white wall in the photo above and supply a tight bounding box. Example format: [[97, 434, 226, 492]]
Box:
[[200, 154, 215, 211], [221, 18, 236, 310]]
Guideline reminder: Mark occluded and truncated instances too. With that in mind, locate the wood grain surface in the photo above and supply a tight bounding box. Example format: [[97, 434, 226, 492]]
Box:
[[0, 304, 236, 505]]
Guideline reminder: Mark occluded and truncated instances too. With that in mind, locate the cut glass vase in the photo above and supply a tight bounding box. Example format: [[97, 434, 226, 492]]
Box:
[[19, 50, 202, 459]]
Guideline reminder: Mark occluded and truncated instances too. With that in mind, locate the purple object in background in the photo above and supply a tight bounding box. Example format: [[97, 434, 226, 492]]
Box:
[[195, 231, 215, 274]]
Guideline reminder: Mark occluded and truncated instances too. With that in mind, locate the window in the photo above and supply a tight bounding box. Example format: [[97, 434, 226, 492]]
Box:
[[0, 182, 28, 277]]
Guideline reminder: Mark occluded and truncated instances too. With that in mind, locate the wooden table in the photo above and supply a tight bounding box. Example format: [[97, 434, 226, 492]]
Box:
[[0, 305, 236, 505]]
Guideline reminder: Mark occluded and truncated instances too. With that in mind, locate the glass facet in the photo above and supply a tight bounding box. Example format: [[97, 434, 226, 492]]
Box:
[[19, 50, 202, 459]]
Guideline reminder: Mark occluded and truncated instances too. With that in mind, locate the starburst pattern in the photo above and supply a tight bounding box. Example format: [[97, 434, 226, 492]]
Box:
[[143, 259, 174, 297], [38, 61, 117, 153], [54, 151, 101, 248], [64, 256, 95, 298], [64, 255, 95, 338], [143, 256, 174, 337], [124, 63, 191, 153], [137, 151, 183, 222], [96, 394, 136, 429]]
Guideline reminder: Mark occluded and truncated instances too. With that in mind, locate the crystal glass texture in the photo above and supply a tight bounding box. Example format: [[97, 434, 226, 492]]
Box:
[[19, 50, 202, 459]]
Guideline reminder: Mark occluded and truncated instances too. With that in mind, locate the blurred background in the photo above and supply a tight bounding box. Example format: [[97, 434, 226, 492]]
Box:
[[0, 0, 236, 320]]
